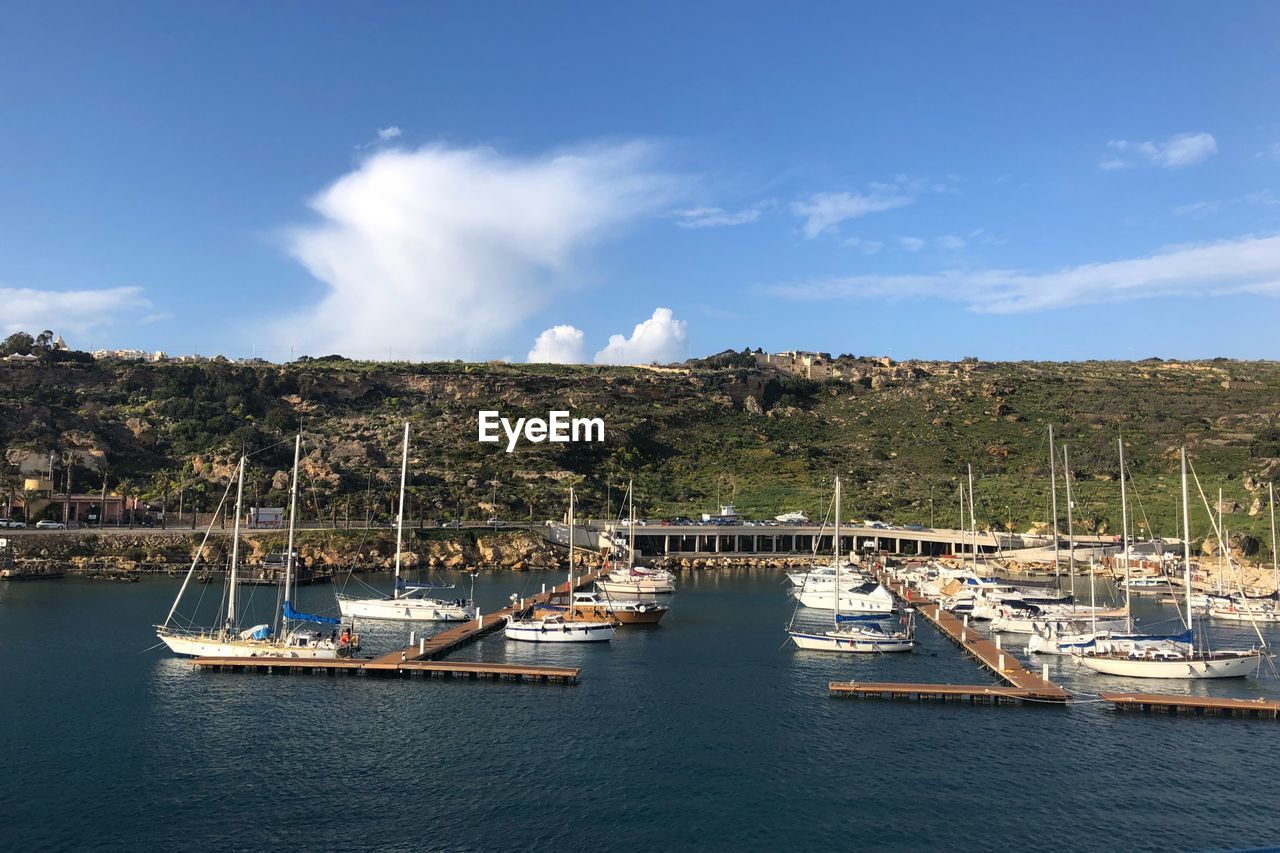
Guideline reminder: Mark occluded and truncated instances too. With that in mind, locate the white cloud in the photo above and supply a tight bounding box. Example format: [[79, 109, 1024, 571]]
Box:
[[527, 324, 586, 363], [593, 307, 688, 365], [1101, 132, 1218, 170], [899, 236, 926, 252], [938, 234, 968, 251], [1174, 192, 1276, 219], [1256, 142, 1280, 161], [277, 141, 675, 358], [0, 285, 149, 337], [674, 204, 763, 228], [844, 236, 883, 255], [376, 126, 402, 141], [791, 182, 917, 238], [767, 234, 1280, 314]]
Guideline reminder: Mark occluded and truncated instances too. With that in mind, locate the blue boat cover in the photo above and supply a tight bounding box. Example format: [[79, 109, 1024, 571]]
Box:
[[284, 600, 342, 625], [835, 613, 888, 623], [251, 625, 272, 640]]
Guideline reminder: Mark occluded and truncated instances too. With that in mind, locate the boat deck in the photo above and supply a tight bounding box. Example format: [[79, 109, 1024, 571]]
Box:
[[1100, 692, 1280, 719]]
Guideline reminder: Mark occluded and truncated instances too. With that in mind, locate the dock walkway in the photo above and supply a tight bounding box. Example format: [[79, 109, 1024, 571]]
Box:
[[875, 568, 1069, 700], [1100, 692, 1280, 719]]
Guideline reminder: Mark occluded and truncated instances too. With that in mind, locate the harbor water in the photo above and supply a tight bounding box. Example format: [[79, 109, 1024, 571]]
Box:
[[3, 569, 1280, 851]]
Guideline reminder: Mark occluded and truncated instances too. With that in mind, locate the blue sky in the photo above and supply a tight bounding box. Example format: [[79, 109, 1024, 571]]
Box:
[[2, 2, 1279, 361]]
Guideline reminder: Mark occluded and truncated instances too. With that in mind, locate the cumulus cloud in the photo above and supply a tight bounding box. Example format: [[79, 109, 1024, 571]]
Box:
[[527, 324, 586, 363], [899, 236, 926, 252], [791, 183, 916, 238], [376, 126, 402, 141], [0, 285, 149, 337], [767, 234, 1280, 314], [593, 307, 687, 365], [277, 141, 675, 358], [673, 204, 763, 228], [1100, 132, 1218, 170]]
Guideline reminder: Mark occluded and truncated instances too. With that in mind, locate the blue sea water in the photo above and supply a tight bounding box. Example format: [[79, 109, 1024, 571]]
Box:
[[3, 568, 1279, 852]]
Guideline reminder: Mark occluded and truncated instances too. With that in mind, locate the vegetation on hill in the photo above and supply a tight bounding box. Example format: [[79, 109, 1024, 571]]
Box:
[[3, 344, 1280, 557]]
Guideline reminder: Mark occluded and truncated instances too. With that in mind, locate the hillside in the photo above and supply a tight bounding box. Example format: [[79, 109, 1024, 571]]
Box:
[[3, 352, 1280, 556]]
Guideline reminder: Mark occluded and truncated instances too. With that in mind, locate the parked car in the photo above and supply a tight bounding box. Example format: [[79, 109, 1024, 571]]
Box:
[[5, 519, 26, 529], [35, 520, 66, 530]]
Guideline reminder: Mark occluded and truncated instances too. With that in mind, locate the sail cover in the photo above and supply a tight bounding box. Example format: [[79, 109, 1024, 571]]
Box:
[[835, 613, 888, 623], [284, 600, 342, 625]]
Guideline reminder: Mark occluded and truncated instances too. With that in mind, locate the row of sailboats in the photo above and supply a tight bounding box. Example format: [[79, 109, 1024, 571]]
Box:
[[786, 477, 915, 653], [157, 437, 360, 658]]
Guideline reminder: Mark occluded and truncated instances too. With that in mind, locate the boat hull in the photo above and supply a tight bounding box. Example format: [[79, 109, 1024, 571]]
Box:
[[1079, 652, 1263, 679], [596, 579, 675, 596], [794, 587, 893, 614], [336, 595, 473, 622], [157, 632, 346, 659], [505, 620, 616, 643], [788, 630, 914, 653]]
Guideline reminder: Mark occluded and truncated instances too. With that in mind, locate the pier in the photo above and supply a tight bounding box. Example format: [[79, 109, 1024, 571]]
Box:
[[1100, 692, 1280, 719], [827, 567, 1070, 706], [189, 572, 600, 684], [830, 682, 1065, 706]]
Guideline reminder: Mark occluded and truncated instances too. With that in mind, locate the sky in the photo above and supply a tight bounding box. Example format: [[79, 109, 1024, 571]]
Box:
[[2, 2, 1279, 362]]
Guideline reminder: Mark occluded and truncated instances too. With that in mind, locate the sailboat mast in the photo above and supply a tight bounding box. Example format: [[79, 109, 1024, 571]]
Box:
[[1118, 436, 1131, 633], [1181, 447, 1193, 632], [393, 421, 409, 599], [1271, 482, 1277, 596], [282, 433, 302, 637], [958, 483, 966, 565], [834, 476, 841, 629], [1217, 488, 1225, 596], [227, 456, 246, 633], [1049, 426, 1060, 581], [1063, 445, 1075, 598], [628, 479, 636, 570], [967, 464, 976, 571], [568, 486, 575, 614]]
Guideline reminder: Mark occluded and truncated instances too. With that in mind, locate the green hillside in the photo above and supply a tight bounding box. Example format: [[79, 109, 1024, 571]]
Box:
[[3, 348, 1280, 556]]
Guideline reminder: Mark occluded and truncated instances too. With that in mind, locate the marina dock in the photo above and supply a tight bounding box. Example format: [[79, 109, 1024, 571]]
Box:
[[189, 572, 600, 684], [830, 681, 1065, 706], [1100, 692, 1280, 719], [860, 567, 1070, 702]]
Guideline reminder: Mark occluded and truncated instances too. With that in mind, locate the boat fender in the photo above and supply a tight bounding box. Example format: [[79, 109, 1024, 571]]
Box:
[[638, 605, 648, 613]]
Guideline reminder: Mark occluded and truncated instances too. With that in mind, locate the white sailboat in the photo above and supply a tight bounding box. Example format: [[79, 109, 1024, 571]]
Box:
[[505, 487, 615, 643], [336, 422, 476, 623], [1078, 447, 1265, 679], [157, 442, 357, 658], [597, 481, 676, 596], [1208, 483, 1280, 623], [788, 477, 914, 653]]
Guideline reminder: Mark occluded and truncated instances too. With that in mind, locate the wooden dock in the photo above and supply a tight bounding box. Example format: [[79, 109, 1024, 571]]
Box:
[[189, 572, 599, 685], [192, 656, 579, 683], [830, 681, 1065, 706], [1100, 692, 1280, 719], [875, 568, 1069, 701]]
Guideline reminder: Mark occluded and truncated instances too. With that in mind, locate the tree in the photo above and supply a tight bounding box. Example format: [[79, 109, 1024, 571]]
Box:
[[34, 330, 54, 350], [0, 332, 33, 356]]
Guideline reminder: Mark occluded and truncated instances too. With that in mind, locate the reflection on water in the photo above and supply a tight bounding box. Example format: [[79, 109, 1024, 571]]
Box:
[[2, 570, 1279, 851]]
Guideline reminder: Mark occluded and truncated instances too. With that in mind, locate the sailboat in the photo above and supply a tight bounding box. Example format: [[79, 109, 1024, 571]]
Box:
[[596, 487, 677, 597], [1207, 483, 1280, 623], [505, 487, 616, 643], [1078, 447, 1265, 679], [787, 477, 914, 653], [336, 422, 476, 623], [157, 442, 359, 658]]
